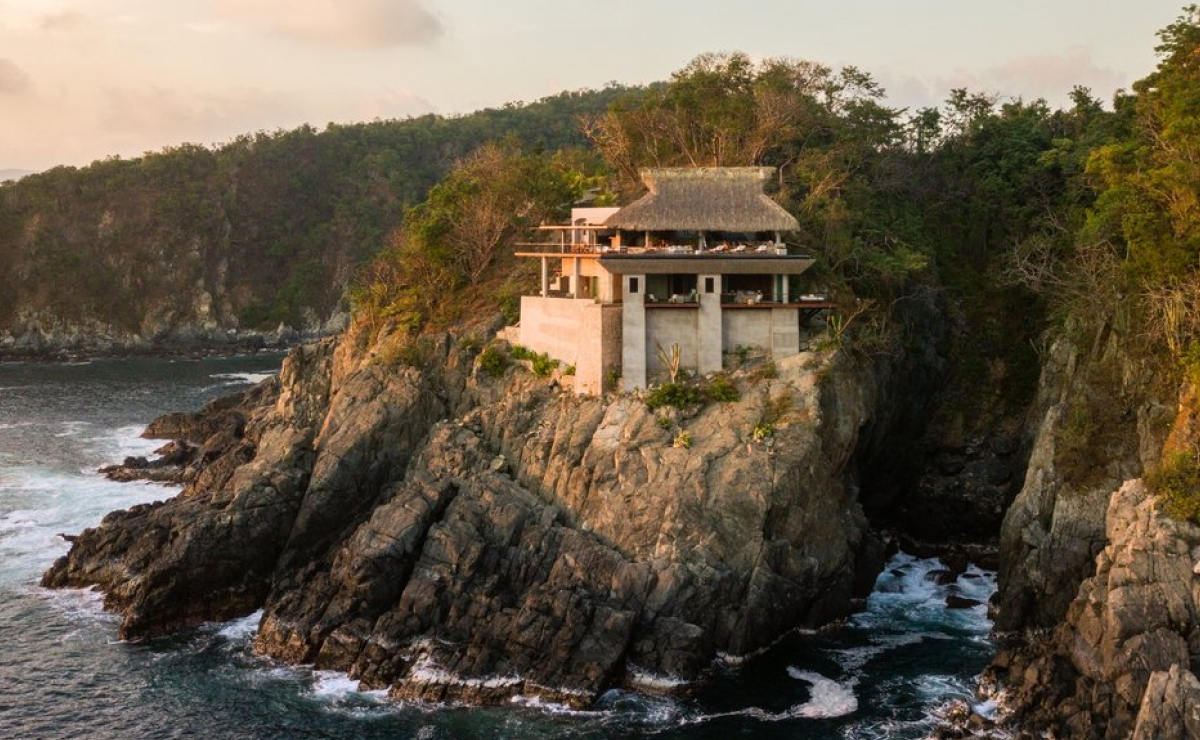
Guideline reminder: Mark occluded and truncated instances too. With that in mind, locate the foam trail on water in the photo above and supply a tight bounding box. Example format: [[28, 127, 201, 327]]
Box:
[[786, 669, 859, 718], [210, 372, 276, 386]]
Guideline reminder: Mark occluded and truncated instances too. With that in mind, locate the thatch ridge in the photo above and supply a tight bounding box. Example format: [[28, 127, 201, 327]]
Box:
[[604, 167, 798, 232]]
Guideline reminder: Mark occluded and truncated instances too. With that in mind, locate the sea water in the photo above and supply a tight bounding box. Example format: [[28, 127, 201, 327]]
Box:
[[0, 356, 998, 739]]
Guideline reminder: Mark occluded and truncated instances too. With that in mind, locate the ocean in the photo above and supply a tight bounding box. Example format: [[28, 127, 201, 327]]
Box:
[[0, 355, 998, 739]]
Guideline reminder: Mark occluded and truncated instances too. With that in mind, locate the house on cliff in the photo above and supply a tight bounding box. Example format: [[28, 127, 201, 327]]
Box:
[[511, 167, 831, 394]]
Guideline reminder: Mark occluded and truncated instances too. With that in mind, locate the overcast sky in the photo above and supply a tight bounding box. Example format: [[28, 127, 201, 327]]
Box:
[[0, 0, 1188, 171]]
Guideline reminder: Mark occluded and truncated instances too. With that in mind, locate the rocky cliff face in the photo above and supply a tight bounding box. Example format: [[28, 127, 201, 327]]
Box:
[[43, 323, 923, 706], [988, 327, 1200, 738]]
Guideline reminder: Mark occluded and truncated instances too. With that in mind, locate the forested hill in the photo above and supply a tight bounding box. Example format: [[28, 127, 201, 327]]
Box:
[[0, 86, 629, 354]]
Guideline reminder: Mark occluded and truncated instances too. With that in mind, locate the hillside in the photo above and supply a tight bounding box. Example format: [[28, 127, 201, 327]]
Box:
[[0, 87, 628, 355]]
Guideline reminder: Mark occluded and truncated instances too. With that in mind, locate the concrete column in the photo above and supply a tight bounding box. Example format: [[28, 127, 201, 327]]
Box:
[[780, 274, 789, 303], [622, 273, 647, 390], [540, 257, 549, 297], [572, 258, 582, 299], [698, 273, 723, 374]]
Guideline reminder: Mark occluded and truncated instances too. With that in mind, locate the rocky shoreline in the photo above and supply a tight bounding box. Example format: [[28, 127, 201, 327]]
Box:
[[41, 320, 952, 706]]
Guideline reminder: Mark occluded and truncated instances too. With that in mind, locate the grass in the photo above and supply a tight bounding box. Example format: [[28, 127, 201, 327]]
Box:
[[1147, 450, 1200, 524]]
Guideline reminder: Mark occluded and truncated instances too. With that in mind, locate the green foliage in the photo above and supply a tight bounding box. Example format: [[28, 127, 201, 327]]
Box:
[[477, 345, 509, 377], [508, 344, 558, 377], [530, 352, 559, 378], [1147, 450, 1200, 523], [509, 344, 537, 361], [705, 374, 741, 402], [605, 368, 621, 392], [0, 86, 628, 331], [657, 415, 673, 430], [752, 422, 775, 443], [563, 364, 576, 376], [645, 382, 706, 410], [673, 430, 693, 449]]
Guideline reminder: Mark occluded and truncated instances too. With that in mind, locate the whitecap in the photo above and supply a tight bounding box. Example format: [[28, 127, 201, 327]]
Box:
[[215, 609, 263, 640], [786, 669, 859, 718], [209, 372, 276, 386], [311, 670, 373, 701]]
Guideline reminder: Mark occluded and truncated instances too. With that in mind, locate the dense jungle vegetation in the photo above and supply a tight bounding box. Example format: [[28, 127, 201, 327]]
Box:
[[6, 4, 1200, 403]]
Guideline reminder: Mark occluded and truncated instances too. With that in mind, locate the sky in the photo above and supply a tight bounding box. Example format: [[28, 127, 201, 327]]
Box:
[[0, 0, 1190, 171]]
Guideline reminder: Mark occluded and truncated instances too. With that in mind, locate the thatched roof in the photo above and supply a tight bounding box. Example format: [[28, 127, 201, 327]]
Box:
[[604, 167, 798, 233]]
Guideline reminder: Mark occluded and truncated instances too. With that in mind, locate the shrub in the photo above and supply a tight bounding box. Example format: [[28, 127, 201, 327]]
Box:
[[509, 344, 537, 361], [657, 415, 673, 430], [563, 364, 576, 376], [1147, 451, 1200, 523], [530, 352, 559, 377], [673, 430, 693, 449], [705, 374, 740, 402], [753, 422, 774, 442], [645, 382, 705, 410], [605, 368, 621, 392], [477, 345, 509, 377]]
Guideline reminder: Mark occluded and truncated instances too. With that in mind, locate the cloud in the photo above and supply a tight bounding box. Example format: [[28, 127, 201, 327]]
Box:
[[209, 0, 442, 49], [38, 10, 86, 32], [0, 57, 32, 95], [981, 46, 1126, 100], [99, 85, 307, 152]]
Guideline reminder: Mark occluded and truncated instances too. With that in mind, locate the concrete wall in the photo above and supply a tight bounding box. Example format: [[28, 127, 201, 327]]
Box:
[[646, 308, 700, 379], [721, 307, 800, 358], [519, 297, 621, 395]]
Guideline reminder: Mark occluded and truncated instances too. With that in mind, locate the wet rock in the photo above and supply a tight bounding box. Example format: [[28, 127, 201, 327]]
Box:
[[42, 327, 913, 705], [945, 595, 981, 610]]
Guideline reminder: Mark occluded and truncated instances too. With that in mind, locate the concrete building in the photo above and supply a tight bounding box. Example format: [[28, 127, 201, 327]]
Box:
[[513, 167, 830, 394]]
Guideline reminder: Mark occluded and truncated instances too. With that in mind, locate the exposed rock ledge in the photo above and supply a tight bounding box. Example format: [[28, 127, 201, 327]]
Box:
[[990, 479, 1200, 739], [42, 327, 913, 706]]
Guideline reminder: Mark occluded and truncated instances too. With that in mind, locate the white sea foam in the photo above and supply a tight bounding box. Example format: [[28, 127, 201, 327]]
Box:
[[785, 669, 859, 718], [310, 670, 382, 701], [509, 694, 602, 717], [210, 372, 276, 386], [53, 420, 92, 438], [627, 665, 690, 691], [408, 656, 522, 690], [0, 464, 174, 586], [215, 609, 263, 640]]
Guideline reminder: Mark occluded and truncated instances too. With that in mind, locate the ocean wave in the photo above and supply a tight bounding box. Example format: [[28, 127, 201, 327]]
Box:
[[785, 669, 859, 718], [209, 372, 276, 386], [214, 609, 263, 640]]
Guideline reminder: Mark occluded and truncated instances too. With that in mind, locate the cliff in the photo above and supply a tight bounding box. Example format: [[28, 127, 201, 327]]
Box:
[[988, 328, 1200, 739], [42, 317, 939, 705]]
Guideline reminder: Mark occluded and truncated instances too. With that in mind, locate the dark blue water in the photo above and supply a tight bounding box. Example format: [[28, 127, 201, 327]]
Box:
[[0, 356, 999, 739]]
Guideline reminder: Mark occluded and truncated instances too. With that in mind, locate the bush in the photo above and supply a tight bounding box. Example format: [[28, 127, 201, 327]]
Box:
[[509, 344, 537, 361], [1147, 451, 1200, 523], [753, 422, 774, 442], [478, 345, 509, 377], [605, 368, 621, 392], [705, 374, 740, 402], [563, 364, 576, 376], [673, 430, 693, 449], [530, 352, 559, 377], [645, 382, 705, 410]]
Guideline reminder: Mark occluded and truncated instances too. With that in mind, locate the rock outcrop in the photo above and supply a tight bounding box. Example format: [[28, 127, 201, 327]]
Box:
[[992, 480, 1200, 739], [988, 328, 1200, 739], [42, 325, 917, 706]]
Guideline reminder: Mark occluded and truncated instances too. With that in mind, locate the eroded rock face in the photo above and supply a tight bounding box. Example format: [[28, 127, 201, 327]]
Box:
[[42, 330, 910, 706], [992, 480, 1200, 739]]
